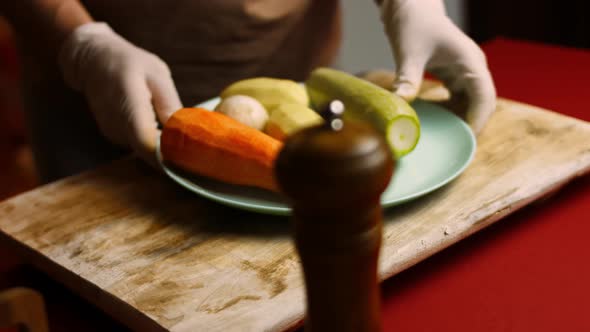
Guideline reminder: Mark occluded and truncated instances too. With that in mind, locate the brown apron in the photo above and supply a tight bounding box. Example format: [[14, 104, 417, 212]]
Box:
[[20, 0, 341, 182]]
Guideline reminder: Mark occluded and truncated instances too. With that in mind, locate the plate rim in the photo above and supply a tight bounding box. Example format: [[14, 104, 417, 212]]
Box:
[[156, 145, 292, 215], [156, 98, 476, 216]]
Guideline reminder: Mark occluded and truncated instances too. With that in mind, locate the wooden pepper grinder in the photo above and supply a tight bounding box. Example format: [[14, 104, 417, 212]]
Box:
[[276, 100, 395, 332]]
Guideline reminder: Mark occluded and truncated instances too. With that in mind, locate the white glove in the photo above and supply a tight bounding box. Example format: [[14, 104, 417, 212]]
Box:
[[380, 0, 496, 134], [59, 22, 182, 164]]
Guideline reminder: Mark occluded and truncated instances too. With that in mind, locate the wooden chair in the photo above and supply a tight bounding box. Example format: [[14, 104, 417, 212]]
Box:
[[0, 287, 49, 332]]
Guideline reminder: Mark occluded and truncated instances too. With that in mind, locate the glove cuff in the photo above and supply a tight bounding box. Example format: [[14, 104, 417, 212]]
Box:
[[58, 22, 115, 90]]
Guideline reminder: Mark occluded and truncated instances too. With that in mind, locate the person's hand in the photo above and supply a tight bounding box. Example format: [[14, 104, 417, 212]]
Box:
[[59, 22, 182, 165], [380, 0, 496, 134]]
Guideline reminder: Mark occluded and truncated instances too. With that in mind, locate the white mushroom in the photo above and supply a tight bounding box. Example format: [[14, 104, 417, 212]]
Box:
[[214, 95, 268, 130]]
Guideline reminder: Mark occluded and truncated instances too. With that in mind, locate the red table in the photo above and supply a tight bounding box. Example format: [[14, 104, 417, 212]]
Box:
[[380, 38, 590, 332], [1, 38, 589, 332]]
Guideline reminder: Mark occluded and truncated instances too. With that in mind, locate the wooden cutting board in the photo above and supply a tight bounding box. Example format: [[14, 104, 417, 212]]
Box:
[[1, 91, 589, 332]]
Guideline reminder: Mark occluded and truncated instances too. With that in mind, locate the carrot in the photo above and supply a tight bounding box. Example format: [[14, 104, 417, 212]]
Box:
[[161, 108, 282, 192]]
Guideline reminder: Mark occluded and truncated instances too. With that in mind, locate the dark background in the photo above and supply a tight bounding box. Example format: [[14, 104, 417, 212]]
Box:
[[467, 0, 590, 49]]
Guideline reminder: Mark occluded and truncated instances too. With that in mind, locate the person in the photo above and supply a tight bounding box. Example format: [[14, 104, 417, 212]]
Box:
[[1, 0, 495, 183]]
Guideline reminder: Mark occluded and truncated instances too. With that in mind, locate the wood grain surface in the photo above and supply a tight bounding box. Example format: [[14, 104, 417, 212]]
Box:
[[0, 89, 589, 331]]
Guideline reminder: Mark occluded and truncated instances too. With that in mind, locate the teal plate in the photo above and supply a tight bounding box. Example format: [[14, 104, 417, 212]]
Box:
[[156, 98, 476, 216]]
